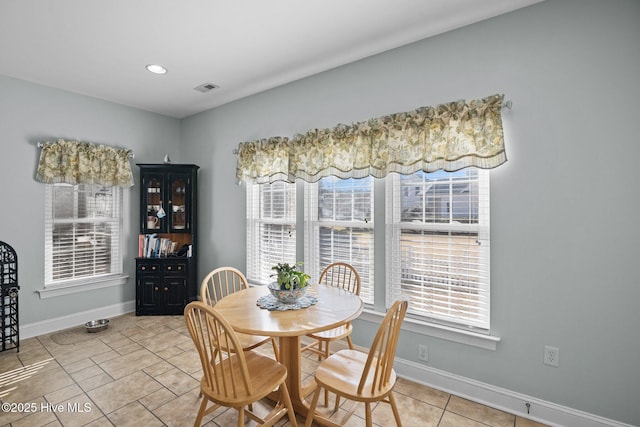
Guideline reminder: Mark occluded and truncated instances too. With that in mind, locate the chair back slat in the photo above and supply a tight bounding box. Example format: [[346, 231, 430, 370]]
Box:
[[201, 266, 249, 305], [319, 262, 360, 296], [185, 301, 253, 399], [358, 299, 408, 395]]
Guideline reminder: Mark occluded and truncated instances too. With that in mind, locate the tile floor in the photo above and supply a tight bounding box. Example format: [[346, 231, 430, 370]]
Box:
[[0, 313, 548, 427]]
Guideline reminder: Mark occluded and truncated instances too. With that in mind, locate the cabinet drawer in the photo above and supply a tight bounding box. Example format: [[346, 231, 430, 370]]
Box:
[[137, 261, 161, 274], [163, 261, 187, 274]]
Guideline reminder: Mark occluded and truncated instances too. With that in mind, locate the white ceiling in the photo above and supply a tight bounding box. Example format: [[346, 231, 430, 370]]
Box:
[[0, 0, 541, 119]]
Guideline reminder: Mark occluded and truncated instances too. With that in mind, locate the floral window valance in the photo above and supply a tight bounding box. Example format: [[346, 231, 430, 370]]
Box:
[[36, 139, 135, 187], [236, 94, 507, 184]]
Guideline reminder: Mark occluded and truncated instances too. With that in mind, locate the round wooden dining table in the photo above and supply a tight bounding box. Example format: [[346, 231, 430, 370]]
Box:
[[213, 283, 363, 425]]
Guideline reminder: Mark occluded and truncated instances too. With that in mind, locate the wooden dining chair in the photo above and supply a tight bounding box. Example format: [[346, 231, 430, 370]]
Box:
[[184, 301, 297, 427], [302, 262, 360, 359], [304, 299, 408, 427], [200, 267, 279, 361], [301, 262, 360, 405]]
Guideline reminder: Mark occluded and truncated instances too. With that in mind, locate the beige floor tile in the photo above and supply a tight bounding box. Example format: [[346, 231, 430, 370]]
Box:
[[447, 395, 515, 427], [45, 384, 84, 405], [69, 365, 105, 383], [137, 387, 177, 411], [440, 410, 487, 427], [0, 351, 23, 372], [153, 345, 186, 361], [394, 377, 450, 408], [370, 392, 443, 427], [107, 401, 164, 427], [17, 346, 53, 367], [153, 367, 200, 395], [90, 349, 120, 364], [81, 416, 113, 426], [113, 342, 144, 356], [50, 341, 113, 366], [87, 370, 162, 414], [2, 364, 75, 403], [152, 388, 219, 426], [165, 349, 202, 375], [105, 337, 142, 354], [136, 330, 191, 353], [76, 372, 114, 393], [9, 407, 58, 427], [60, 358, 96, 375], [54, 394, 104, 427], [0, 396, 46, 426], [143, 360, 176, 377], [516, 415, 551, 427], [98, 348, 162, 379]]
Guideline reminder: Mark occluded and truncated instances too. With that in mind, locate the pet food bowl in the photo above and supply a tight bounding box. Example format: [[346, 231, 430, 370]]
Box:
[[84, 319, 110, 333]]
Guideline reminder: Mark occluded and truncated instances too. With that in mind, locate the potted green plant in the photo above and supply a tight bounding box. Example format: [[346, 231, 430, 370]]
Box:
[[271, 262, 310, 290], [268, 262, 311, 304]]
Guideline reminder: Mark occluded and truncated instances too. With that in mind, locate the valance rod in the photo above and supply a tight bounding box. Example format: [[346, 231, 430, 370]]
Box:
[[37, 141, 135, 159]]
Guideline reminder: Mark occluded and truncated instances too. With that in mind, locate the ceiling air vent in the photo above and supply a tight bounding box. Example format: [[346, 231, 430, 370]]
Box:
[[194, 82, 219, 93]]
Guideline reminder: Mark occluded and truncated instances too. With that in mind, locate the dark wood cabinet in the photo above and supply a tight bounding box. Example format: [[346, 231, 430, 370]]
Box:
[[135, 164, 199, 315]]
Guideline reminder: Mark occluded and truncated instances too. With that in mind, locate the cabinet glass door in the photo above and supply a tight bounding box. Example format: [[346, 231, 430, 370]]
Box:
[[169, 174, 190, 232], [143, 175, 165, 232]]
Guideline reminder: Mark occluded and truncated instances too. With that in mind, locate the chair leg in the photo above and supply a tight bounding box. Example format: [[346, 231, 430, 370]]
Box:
[[304, 387, 322, 427], [316, 340, 323, 361], [365, 402, 373, 427], [388, 392, 403, 426], [346, 335, 354, 349], [193, 395, 209, 427], [323, 342, 331, 407], [237, 406, 245, 427], [270, 337, 280, 361], [279, 381, 297, 427]]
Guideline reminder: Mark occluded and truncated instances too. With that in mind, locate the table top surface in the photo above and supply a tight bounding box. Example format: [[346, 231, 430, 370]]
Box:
[[213, 284, 363, 337]]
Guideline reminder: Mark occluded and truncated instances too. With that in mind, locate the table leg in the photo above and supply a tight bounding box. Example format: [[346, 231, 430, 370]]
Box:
[[277, 336, 342, 427]]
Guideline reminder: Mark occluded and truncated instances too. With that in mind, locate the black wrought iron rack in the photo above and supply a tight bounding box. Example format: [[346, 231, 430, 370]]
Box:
[[1, 241, 19, 352]]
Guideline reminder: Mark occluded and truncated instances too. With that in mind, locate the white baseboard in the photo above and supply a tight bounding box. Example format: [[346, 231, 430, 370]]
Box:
[[322, 339, 631, 427], [20, 300, 136, 339]]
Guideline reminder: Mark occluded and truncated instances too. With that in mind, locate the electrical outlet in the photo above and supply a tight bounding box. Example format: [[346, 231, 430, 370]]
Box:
[[543, 345, 559, 367], [418, 344, 428, 362]]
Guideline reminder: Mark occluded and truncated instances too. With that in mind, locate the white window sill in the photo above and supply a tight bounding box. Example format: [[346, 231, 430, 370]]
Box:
[[37, 274, 129, 299], [359, 308, 501, 351]]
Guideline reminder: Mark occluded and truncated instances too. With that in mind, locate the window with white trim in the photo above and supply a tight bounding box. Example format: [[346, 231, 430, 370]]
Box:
[[44, 183, 123, 288], [386, 169, 490, 331], [305, 176, 374, 304], [246, 181, 297, 285]]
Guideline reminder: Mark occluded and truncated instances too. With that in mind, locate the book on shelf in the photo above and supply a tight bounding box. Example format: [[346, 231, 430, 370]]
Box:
[[138, 234, 185, 258]]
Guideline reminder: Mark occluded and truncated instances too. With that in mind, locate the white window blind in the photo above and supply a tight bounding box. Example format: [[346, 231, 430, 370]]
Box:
[[386, 169, 490, 330], [45, 183, 123, 286], [246, 181, 297, 285], [305, 176, 374, 304]]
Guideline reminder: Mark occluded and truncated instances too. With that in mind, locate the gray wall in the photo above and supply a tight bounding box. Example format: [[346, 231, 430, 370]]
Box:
[[181, 0, 640, 424], [0, 76, 181, 323]]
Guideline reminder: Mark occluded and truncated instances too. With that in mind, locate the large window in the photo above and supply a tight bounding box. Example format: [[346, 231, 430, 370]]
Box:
[[245, 169, 491, 335], [44, 183, 123, 288], [305, 177, 374, 304], [387, 169, 490, 330], [246, 181, 297, 285]]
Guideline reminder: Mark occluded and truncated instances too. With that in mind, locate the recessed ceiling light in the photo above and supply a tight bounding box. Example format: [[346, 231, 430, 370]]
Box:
[[146, 64, 167, 75]]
